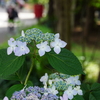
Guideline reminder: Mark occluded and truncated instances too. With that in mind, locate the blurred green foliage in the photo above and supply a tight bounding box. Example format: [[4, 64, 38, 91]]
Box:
[[27, 0, 49, 4]]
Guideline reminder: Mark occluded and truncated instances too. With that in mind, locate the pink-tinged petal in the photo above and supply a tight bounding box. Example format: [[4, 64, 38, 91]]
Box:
[[39, 49, 45, 56], [7, 47, 13, 55], [8, 38, 16, 45], [54, 46, 61, 54], [63, 93, 68, 100], [3, 96, 9, 100], [60, 93, 68, 100], [60, 96, 63, 100]]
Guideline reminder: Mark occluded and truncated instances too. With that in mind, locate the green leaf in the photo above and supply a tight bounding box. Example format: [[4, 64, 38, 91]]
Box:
[[89, 93, 96, 100], [0, 74, 19, 80], [73, 95, 85, 100], [6, 84, 24, 98], [91, 83, 100, 91], [0, 49, 25, 77], [27, 80, 33, 87], [46, 48, 84, 75], [81, 83, 91, 93], [92, 91, 100, 100]]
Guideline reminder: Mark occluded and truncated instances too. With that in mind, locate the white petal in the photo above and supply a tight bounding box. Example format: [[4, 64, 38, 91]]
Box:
[[68, 94, 73, 99], [54, 46, 61, 54], [50, 42, 55, 47], [14, 48, 22, 56], [23, 42, 27, 46], [76, 80, 81, 85], [39, 49, 45, 56], [25, 47, 30, 54], [78, 90, 83, 95], [55, 33, 60, 39], [45, 46, 51, 52], [7, 47, 13, 55], [43, 41, 48, 46], [73, 90, 77, 95], [60, 41, 67, 48], [36, 44, 41, 49], [16, 41, 22, 46], [21, 30, 25, 37]]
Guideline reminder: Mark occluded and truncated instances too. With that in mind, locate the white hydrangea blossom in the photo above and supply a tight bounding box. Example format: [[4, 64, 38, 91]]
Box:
[[72, 76, 81, 85], [40, 73, 48, 88], [60, 93, 68, 100], [50, 33, 67, 54], [14, 41, 30, 56], [36, 41, 51, 56], [65, 75, 81, 86], [7, 38, 17, 55], [64, 86, 76, 100], [74, 86, 83, 95], [48, 85, 58, 95], [7, 38, 30, 56]]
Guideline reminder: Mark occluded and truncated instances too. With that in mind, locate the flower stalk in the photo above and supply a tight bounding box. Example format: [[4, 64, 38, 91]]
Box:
[[24, 57, 34, 85]]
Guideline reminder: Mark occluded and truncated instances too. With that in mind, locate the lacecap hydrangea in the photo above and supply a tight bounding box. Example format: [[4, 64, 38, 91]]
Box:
[[7, 28, 67, 57]]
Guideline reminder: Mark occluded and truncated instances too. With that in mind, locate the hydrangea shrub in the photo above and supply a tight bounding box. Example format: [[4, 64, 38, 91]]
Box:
[[1, 28, 99, 100]]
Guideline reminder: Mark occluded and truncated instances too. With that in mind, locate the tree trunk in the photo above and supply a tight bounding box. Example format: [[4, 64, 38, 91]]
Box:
[[47, 0, 55, 30], [54, 0, 72, 50]]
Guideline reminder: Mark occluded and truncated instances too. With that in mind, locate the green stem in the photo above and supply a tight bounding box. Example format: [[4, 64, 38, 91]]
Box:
[[24, 57, 34, 85]]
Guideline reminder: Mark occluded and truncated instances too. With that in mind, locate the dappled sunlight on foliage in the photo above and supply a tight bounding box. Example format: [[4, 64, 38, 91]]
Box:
[[84, 61, 99, 82]]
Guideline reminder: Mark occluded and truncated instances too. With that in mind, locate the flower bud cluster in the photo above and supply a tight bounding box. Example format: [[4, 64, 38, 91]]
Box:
[[16, 28, 55, 44]]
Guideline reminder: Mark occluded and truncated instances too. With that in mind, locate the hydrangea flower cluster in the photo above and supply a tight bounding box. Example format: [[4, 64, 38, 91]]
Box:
[[4, 28, 83, 100], [7, 28, 67, 56], [5, 86, 58, 100], [3, 73, 83, 100], [40, 73, 83, 100]]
